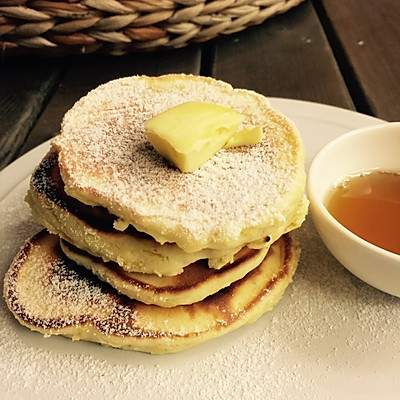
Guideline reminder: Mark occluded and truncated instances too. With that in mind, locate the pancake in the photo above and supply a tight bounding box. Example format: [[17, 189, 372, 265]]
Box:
[[26, 150, 274, 276], [52, 74, 308, 253], [3, 231, 299, 354], [59, 238, 269, 307]]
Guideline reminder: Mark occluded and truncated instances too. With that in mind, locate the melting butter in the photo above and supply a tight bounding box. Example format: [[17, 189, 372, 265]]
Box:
[[145, 101, 261, 172], [224, 126, 262, 148]]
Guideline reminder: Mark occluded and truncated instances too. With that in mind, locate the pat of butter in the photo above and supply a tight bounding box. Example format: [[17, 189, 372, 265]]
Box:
[[224, 126, 262, 148], [145, 102, 244, 172]]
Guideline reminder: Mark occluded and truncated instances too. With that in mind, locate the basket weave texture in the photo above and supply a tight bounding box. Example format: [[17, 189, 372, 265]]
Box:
[[0, 0, 304, 55]]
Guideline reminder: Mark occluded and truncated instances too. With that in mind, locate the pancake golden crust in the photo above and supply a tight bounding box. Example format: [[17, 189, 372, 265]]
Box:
[[25, 150, 256, 276], [3, 231, 300, 354], [59, 239, 269, 307], [52, 74, 308, 253]]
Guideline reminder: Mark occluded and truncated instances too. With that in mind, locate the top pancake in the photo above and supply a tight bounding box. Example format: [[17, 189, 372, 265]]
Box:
[[52, 74, 307, 253]]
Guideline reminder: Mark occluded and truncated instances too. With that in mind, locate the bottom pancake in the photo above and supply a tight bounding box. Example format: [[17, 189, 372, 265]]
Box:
[[3, 231, 299, 354]]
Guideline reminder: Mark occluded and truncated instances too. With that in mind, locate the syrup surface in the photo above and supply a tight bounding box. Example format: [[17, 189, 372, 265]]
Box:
[[326, 170, 400, 255]]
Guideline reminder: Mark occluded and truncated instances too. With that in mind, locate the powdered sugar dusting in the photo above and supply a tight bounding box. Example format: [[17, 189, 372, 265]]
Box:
[[53, 75, 305, 250]]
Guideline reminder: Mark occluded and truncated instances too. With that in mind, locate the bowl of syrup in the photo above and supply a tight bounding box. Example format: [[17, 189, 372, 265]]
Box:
[[307, 122, 400, 297]]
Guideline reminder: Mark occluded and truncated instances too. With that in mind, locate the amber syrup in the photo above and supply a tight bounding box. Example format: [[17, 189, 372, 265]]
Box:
[[326, 170, 400, 255]]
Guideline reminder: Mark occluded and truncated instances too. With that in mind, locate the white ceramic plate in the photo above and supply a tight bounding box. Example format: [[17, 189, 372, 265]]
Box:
[[1, 99, 399, 400]]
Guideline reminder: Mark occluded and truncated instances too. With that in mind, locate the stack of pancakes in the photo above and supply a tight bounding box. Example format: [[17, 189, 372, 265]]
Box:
[[4, 74, 308, 354]]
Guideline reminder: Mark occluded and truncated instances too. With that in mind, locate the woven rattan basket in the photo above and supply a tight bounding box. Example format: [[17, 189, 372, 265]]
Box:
[[0, 0, 304, 56]]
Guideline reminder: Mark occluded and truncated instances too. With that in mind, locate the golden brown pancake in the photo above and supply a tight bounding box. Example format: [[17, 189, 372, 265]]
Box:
[[52, 74, 308, 253], [3, 231, 299, 354], [26, 150, 270, 276], [59, 238, 269, 307]]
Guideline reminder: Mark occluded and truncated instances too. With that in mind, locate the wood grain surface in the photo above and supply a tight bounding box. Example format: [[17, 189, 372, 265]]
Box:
[[313, 0, 400, 121]]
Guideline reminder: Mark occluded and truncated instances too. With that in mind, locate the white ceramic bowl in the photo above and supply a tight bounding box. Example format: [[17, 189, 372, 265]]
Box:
[[307, 122, 400, 297]]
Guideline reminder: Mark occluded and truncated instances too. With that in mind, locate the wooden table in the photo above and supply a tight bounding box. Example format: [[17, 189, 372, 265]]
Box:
[[1, 0, 399, 171]]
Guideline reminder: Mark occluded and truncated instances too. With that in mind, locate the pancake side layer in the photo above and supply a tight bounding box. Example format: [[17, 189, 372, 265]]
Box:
[[26, 151, 288, 276], [3, 231, 299, 354], [59, 239, 269, 307]]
